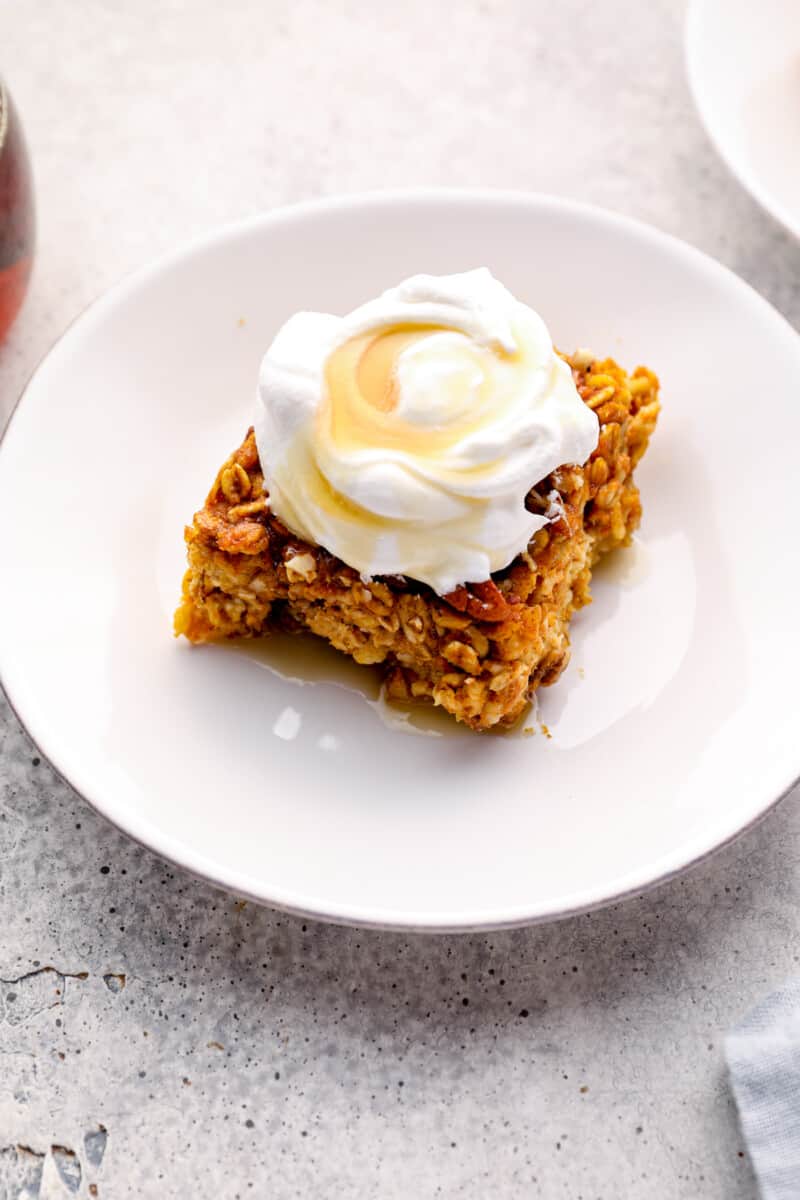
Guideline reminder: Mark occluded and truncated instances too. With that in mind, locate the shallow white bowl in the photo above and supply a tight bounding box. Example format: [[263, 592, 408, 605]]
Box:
[[686, 0, 800, 239], [2, 190, 800, 930]]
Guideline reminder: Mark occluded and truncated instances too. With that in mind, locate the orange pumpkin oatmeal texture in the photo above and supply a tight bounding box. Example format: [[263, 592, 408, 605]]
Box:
[[175, 353, 659, 730]]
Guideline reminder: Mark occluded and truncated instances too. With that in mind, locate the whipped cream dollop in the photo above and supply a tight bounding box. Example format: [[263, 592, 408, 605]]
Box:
[[254, 269, 599, 595]]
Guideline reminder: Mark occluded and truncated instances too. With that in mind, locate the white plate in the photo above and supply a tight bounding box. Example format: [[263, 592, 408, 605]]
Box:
[[686, 0, 800, 239], [2, 191, 800, 930]]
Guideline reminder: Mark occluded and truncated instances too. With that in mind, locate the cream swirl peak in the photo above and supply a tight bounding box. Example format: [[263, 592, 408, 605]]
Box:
[[254, 269, 599, 594]]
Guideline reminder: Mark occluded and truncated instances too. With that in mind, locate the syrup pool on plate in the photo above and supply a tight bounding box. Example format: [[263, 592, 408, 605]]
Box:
[[225, 631, 539, 740]]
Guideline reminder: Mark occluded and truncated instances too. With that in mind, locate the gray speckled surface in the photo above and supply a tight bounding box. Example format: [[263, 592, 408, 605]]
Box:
[[2, 1, 800, 1196]]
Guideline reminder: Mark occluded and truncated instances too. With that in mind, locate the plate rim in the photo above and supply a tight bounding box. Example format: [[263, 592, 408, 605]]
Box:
[[685, 0, 800, 242], [2, 186, 800, 931]]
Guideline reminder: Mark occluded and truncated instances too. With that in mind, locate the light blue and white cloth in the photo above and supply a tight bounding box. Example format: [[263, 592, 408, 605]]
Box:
[[726, 979, 800, 1200]]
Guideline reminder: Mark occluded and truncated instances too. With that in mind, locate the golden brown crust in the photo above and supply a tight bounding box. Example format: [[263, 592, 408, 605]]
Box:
[[174, 353, 660, 730]]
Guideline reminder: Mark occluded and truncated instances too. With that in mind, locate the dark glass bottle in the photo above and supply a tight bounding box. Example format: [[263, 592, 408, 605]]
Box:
[[0, 81, 34, 340]]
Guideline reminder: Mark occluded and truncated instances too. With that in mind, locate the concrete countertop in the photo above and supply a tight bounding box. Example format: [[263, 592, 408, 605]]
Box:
[[2, 2, 799, 1196]]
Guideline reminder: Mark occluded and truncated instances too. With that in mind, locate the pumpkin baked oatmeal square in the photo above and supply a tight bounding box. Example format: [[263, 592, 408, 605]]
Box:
[[174, 352, 659, 731]]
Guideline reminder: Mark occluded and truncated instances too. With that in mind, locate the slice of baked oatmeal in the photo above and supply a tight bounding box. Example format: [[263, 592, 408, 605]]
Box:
[[174, 353, 659, 731]]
